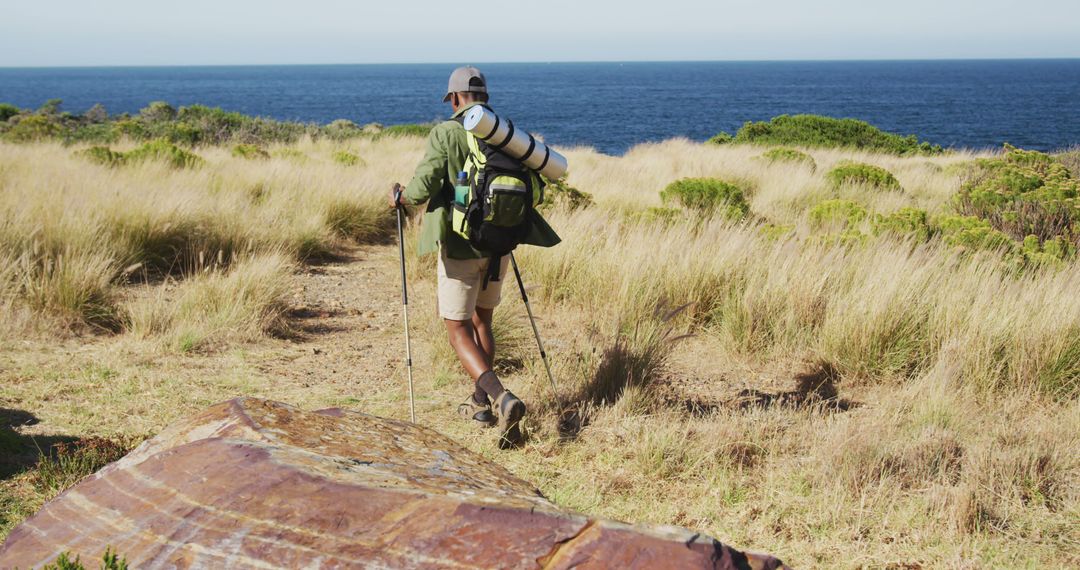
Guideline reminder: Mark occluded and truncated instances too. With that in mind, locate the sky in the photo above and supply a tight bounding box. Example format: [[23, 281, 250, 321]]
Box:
[[2, 0, 1079, 66]]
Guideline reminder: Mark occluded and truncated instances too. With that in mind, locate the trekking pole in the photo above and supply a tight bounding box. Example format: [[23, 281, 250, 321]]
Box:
[[394, 185, 416, 423], [509, 252, 563, 409]]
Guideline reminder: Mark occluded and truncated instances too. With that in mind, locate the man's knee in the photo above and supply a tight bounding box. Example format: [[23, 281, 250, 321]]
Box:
[[473, 306, 494, 327]]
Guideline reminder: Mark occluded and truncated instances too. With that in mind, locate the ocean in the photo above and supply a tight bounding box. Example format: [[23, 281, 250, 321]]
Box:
[[1, 60, 1078, 155]]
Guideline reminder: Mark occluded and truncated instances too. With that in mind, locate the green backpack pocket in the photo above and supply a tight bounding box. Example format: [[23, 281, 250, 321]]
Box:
[[487, 175, 529, 227]]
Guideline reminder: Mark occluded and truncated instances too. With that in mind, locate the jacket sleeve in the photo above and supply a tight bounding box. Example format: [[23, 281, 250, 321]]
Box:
[[403, 127, 448, 206]]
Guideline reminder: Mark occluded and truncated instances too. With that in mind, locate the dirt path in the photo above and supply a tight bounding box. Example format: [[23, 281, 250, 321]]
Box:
[[247, 243, 435, 420]]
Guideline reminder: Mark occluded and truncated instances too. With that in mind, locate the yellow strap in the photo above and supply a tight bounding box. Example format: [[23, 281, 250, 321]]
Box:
[[466, 132, 486, 169]]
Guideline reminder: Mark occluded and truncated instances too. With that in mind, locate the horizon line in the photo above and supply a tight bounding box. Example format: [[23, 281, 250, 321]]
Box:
[[3, 56, 1080, 70]]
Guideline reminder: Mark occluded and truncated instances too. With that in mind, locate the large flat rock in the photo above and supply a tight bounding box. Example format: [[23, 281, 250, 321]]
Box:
[[1, 398, 787, 569]]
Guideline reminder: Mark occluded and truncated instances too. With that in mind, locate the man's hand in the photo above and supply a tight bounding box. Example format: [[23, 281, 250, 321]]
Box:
[[389, 183, 404, 209]]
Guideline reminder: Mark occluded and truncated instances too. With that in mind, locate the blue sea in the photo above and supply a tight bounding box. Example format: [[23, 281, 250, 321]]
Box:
[[1, 60, 1078, 155]]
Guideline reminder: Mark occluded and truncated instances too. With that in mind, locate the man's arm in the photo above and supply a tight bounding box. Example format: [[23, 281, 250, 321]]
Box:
[[390, 127, 448, 208]]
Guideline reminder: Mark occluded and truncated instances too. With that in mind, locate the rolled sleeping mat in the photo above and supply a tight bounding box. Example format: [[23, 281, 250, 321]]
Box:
[[462, 106, 569, 180]]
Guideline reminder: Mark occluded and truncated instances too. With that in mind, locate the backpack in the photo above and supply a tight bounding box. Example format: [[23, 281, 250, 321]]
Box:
[[452, 109, 545, 287]]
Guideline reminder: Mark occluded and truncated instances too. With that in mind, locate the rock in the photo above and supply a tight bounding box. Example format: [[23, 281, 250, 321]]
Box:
[[0, 398, 788, 569]]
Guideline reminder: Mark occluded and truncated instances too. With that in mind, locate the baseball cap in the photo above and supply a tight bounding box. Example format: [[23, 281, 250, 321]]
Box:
[[443, 66, 487, 102]]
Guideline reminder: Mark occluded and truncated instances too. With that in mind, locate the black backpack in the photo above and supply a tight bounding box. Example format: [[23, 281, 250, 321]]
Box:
[[452, 111, 544, 287]]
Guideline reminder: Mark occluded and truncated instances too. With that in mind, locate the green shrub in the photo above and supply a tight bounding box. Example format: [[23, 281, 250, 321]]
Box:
[[77, 146, 126, 167], [660, 178, 750, 219], [706, 132, 733, 145], [721, 114, 943, 155], [322, 119, 363, 141], [65, 123, 119, 145], [158, 121, 201, 146], [935, 215, 1015, 252], [1021, 235, 1076, 266], [872, 208, 932, 242], [125, 139, 203, 169], [110, 119, 147, 140], [809, 199, 867, 229], [826, 162, 902, 191], [3, 115, 61, 142], [0, 103, 21, 122], [83, 103, 108, 124], [232, 143, 270, 160], [540, 177, 594, 211], [332, 150, 364, 167], [956, 145, 1078, 249], [760, 147, 816, 170], [139, 101, 177, 122]]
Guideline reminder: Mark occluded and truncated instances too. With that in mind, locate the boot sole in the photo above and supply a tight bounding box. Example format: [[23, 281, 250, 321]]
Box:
[[497, 399, 526, 449]]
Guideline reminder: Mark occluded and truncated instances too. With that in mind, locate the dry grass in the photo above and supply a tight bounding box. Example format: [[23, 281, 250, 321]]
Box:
[[1, 136, 1078, 568]]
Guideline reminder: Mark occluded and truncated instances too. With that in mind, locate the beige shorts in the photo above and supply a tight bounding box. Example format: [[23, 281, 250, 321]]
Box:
[[437, 249, 511, 320]]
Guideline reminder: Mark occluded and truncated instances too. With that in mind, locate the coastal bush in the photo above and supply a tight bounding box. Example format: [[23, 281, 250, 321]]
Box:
[[760, 147, 816, 170], [124, 140, 203, 169], [3, 115, 62, 142], [935, 215, 1015, 253], [541, 177, 594, 211], [0, 103, 22, 122], [232, 143, 270, 160], [83, 104, 108, 124], [872, 208, 932, 242], [322, 119, 363, 141], [826, 161, 902, 191], [706, 132, 733, 145], [77, 146, 126, 167], [139, 101, 177, 123], [956, 145, 1078, 250], [723, 114, 943, 155], [660, 177, 750, 219], [65, 123, 119, 145], [332, 150, 363, 167], [809, 199, 867, 229]]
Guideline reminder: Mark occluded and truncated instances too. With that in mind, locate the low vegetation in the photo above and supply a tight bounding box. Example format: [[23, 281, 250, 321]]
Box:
[[0, 99, 431, 147], [1, 109, 1077, 568], [759, 147, 816, 170], [712, 114, 943, 155], [659, 177, 750, 219], [826, 161, 902, 191]]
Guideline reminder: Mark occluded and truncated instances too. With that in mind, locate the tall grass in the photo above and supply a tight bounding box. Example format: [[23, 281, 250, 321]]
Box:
[[0, 139, 399, 330]]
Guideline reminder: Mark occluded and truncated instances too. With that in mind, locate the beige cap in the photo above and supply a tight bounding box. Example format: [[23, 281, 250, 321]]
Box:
[[443, 66, 487, 102]]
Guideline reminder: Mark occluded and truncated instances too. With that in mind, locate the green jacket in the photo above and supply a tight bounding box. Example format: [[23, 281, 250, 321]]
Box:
[[403, 102, 561, 259]]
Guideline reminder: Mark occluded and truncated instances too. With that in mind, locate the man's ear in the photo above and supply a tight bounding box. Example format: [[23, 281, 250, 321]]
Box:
[[450, 93, 459, 108]]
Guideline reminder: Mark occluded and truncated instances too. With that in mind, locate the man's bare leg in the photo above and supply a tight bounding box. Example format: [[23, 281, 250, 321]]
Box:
[[472, 307, 495, 368]]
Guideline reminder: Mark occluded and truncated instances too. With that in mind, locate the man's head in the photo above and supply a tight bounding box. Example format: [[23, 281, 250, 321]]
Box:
[[444, 66, 488, 111]]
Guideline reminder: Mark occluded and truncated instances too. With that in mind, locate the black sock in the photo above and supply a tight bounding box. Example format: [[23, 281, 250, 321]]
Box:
[[477, 370, 505, 401], [472, 384, 489, 406]]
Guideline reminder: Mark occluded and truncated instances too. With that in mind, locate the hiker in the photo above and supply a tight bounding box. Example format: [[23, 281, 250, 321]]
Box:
[[389, 66, 560, 448]]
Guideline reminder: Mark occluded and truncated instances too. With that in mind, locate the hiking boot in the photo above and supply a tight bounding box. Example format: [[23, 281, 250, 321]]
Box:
[[458, 395, 496, 427], [493, 391, 526, 449]]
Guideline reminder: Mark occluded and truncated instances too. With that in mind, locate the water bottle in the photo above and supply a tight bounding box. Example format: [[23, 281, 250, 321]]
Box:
[[454, 171, 469, 205]]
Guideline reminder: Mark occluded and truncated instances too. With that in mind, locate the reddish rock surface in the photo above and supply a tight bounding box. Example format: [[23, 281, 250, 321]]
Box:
[[0, 398, 788, 569]]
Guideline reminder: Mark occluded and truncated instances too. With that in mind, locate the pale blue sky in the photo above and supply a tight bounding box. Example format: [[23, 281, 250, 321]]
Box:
[[2, 0, 1078, 66]]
